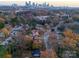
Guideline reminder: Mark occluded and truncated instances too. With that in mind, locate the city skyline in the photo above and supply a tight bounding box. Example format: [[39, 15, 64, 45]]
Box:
[[0, 0, 79, 7]]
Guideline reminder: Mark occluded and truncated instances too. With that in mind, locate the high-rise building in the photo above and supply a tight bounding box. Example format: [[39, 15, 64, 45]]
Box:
[[44, 2, 47, 6], [12, 3, 18, 8], [32, 2, 36, 7], [28, 1, 31, 6], [26, 2, 29, 6], [47, 3, 49, 7], [25, 1, 50, 9]]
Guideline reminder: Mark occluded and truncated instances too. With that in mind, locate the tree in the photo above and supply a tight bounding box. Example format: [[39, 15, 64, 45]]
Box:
[[63, 29, 74, 38], [4, 51, 12, 58], [1, 28, 10, 37], [0, 45, 7, 58], [63, 29, 79, 48], [19, 17, 26, 24], [0, 22, 5, 29], [10, 17, 19, 26], [32, 39, 42, 50], [26, 19, 37, 29], [7, 35, 33, 57], [40, 50, 48, 58], [7, 42, 23, 58]]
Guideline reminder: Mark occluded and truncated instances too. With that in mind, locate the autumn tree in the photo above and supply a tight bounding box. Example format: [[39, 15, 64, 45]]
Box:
[[32, 39, 42, 50]]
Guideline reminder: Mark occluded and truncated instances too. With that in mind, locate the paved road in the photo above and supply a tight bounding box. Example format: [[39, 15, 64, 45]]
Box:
[[1, 25, 23, 46], [54, 21, 64, 40], [43, 30, 52, 57], [43, 21, 64, 57]]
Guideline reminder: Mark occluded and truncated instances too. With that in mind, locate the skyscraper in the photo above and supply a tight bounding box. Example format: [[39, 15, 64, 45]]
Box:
[[32, 2, 36, 7], [28, 1, 31, 6]]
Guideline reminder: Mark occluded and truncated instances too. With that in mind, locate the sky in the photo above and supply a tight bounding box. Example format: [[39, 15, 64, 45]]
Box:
[[0, 0, 79, 7]]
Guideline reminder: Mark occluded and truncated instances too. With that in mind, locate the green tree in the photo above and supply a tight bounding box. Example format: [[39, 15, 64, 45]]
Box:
[[0, 45, 7, 58], [0, 22, 5, 29], [26, 19, 37, 29], [10, 17, 19, 26]]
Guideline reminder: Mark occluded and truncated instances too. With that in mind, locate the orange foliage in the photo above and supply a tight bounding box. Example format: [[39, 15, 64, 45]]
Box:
[[32, 39, 42, 49], [40, 50, 49, 58], [1, 28, 10, 37], [50, 49, 57, 58], [4, 52, 12, 58], [63, 29, 79, 48], [63, 29, 74, 38], [40, 49, 57, 58], [24, 35, 32, 41], [63, 37, 77, 48]]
